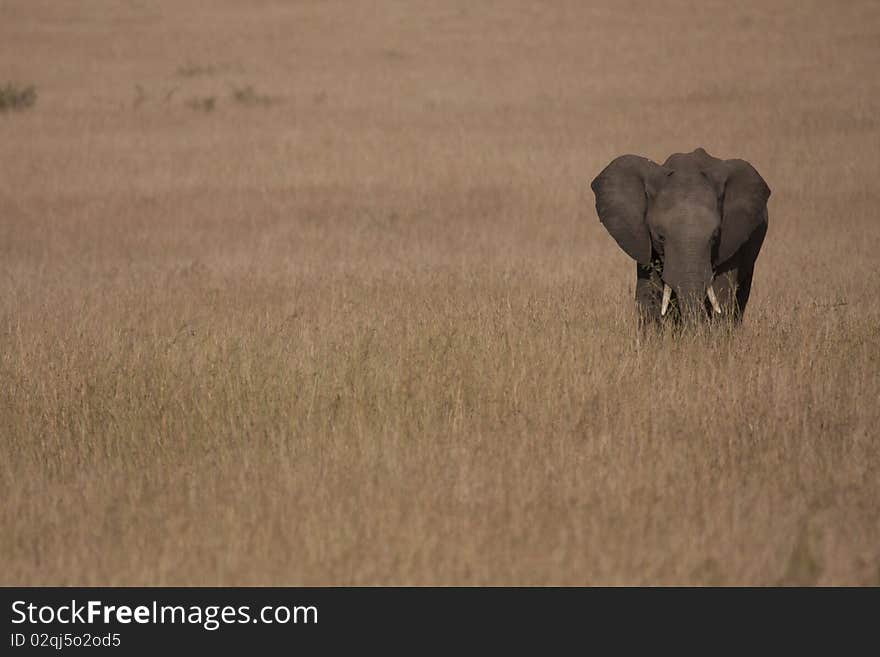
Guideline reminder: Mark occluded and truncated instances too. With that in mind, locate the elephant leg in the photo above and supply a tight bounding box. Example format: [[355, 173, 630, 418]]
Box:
[[734, 266, 756, 320], [733, 222, 765, 320], [709, 267, 754, 323], [731, 223, 766, 321], [712, 221, 766, 323], [635, 261, 663, 326], [710, 269, 739, 322]]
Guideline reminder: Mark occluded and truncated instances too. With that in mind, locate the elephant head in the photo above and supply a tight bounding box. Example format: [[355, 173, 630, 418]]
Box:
[[591, 147, 770, 319]]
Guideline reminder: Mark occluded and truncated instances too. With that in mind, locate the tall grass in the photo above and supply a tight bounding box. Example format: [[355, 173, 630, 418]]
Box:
[[0, 0, 878, 585]]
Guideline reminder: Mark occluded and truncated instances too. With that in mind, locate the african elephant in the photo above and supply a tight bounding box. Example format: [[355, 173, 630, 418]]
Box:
[[590, 147, 770, 324]]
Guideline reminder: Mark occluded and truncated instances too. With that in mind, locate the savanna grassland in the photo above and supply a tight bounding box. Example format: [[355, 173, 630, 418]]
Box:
[[1, 1, 879, 585]]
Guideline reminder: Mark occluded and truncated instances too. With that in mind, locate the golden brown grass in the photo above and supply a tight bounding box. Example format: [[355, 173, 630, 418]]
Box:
[[1, 0, 879, 585]]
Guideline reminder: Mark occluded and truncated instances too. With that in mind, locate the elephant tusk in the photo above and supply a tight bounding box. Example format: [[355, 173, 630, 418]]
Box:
[[707, 284, 722, 314], [661, 284, 672, 316]]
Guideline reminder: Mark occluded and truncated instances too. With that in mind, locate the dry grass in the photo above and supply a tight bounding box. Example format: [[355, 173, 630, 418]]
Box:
[[1, 0, 879, 585]]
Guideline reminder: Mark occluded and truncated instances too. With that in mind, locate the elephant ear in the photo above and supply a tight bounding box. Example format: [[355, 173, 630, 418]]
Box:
[[591, 155, 665, 265], [705, 159, 771, 265]]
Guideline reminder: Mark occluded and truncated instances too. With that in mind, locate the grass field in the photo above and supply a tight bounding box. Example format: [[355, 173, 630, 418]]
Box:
[[1, 0, 879, 585]]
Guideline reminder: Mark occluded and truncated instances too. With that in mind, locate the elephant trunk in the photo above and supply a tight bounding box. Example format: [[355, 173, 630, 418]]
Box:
[[662, 250, 717, 320], [665, 277, 724, 320], [676, 283, 710, 320]]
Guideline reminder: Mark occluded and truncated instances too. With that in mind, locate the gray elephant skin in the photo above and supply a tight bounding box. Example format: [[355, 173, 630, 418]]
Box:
[[591, 147, 771, 324]]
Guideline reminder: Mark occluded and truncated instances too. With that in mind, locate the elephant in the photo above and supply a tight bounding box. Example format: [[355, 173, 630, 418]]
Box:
[[590, 147, 770, 325]]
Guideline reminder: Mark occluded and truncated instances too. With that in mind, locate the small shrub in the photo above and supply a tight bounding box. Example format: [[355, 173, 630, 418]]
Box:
[[133, 84, 147, 109], [177, 63, 216, 78], [0, 83, 37, 112], [230, 85, 278, 107], [186, 96, 216, 112]]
